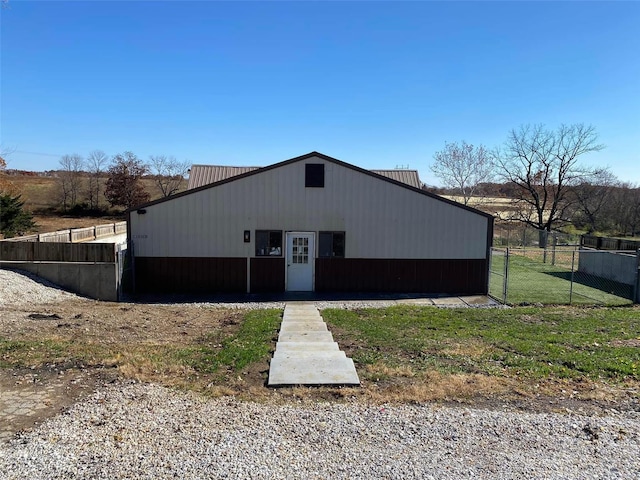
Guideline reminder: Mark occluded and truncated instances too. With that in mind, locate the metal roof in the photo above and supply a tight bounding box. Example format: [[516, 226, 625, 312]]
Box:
[[187, 165, 260, 190], [188, 165, 422, 189], [370, 170, 422, 189]]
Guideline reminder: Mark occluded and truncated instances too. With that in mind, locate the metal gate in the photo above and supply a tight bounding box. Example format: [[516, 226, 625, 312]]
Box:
[[115, 242, 129, 301]]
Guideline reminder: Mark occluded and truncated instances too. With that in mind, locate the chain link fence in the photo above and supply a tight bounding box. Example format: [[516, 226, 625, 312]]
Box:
[[493, 223, 580, 249], [489, 246, 640, 306]]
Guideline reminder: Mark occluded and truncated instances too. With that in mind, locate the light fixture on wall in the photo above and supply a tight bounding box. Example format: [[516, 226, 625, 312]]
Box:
[[137, 209, 147, 214], [244, 230, 250, 243]]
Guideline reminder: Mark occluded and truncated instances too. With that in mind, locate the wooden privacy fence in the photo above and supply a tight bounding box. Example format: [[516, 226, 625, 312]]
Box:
[[0, 242, 116, 262], [581, 235, 640, 251], [3, 221, 127, 243]]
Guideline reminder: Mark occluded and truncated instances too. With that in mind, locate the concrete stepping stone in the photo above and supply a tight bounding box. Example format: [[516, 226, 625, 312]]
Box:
[[277, 331, 335, 342], [269, 357, 359, 386], [282, 314, 323, 321], [276, 341, 341, 352], [279, 322, 328, 333], [268, 303, 360, 387], [272, 350, 347, 360], [283, 317, 324, 323]]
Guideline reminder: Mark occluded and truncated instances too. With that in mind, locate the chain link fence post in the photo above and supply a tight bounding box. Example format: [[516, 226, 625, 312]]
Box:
[[635, 248, 640, 304], [570, 250, 576, 304], [503, 247, 509, 304]]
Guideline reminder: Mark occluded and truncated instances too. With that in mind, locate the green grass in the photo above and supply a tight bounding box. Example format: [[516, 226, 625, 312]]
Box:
[[490, 249, 633, 305], [175, 309, 281, 374], [323, 305, 640, 382]]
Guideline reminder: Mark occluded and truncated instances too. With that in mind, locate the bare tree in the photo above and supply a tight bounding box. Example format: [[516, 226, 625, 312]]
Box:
[[0, 146, 16, 195], [86, 150, 108, 210], [430, 141, 493, 205], [149, 155, 189, 197], [58, 154, 85, 211], [609, 183, 640, 237], [494, 124, 604, 246], [0, 144, 15, 173], [570, 169, 617, 234], [105, 152, 150, 209]]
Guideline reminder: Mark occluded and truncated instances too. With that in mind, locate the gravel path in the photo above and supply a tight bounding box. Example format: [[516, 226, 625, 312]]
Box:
[[0, 269, 79, 307], [1, 382, 639, 479]]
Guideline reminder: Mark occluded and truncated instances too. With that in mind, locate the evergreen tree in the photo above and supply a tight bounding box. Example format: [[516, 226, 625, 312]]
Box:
[[0, 193, 36, 238]]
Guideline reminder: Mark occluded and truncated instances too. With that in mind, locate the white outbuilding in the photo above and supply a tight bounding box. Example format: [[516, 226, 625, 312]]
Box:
[[127, 152, 493, 294]]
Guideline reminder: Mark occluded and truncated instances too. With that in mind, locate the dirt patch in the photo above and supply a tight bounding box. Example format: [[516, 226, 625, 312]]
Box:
[[1, 300, 243, 346], [0, 299, 265, 440], [609, 339, 640, 348], [0, 365, 115, 441]]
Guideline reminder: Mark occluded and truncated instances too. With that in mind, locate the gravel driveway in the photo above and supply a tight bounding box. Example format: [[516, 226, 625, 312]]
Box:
[[1, 269, 639, 479], [1, 382, 639, 479]]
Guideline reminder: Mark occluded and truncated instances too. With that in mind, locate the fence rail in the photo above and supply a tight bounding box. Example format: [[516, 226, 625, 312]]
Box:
[[2, 221, 127, 243], [0, 242, 116, 262], [493, 224, 581, 249], [581, 235, 640, 251]]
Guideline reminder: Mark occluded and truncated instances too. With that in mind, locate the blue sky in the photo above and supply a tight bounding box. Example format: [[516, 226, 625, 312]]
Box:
[[1, 1, 639, 186]]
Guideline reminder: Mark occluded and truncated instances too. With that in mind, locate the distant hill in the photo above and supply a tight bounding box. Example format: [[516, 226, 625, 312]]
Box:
[[2, 171, 187, 213]]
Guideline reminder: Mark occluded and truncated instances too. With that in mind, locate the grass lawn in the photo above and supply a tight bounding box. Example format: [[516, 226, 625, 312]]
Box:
[[3, 304, 639, 404], [490, 249, 633, 306], [323, 305, 640, 389]]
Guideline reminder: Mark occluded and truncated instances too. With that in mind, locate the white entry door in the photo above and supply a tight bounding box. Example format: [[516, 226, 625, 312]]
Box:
[[286, 232, 315, 291]]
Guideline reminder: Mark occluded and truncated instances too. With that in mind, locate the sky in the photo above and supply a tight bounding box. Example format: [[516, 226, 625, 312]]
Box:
[[1, 1, 639, 186]]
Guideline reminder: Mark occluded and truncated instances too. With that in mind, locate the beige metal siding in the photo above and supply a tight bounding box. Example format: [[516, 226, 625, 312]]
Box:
[[131, 156, 488, 259]]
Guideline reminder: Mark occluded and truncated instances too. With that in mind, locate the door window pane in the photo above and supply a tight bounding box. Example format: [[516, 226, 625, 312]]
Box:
[[291, 235, 311, 264]]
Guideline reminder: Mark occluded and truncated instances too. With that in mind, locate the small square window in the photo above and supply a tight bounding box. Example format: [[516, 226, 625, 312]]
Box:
[[319, 232, 345, 258], [305, 164, 324, 188], [255, 230, 283, 256]]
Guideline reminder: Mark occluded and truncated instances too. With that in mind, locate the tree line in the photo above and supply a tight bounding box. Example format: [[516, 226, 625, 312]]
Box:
[[2, 124, 638, 240], [1, 147, 37, 237], [0, 147, 189, 237], [429, 123, 640, 240], [55, 151, 189, 212]]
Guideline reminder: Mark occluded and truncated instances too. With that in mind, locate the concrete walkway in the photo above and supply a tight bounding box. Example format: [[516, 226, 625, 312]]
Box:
[[268, 303, 360, 387], [87, 233, 127, 244]]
